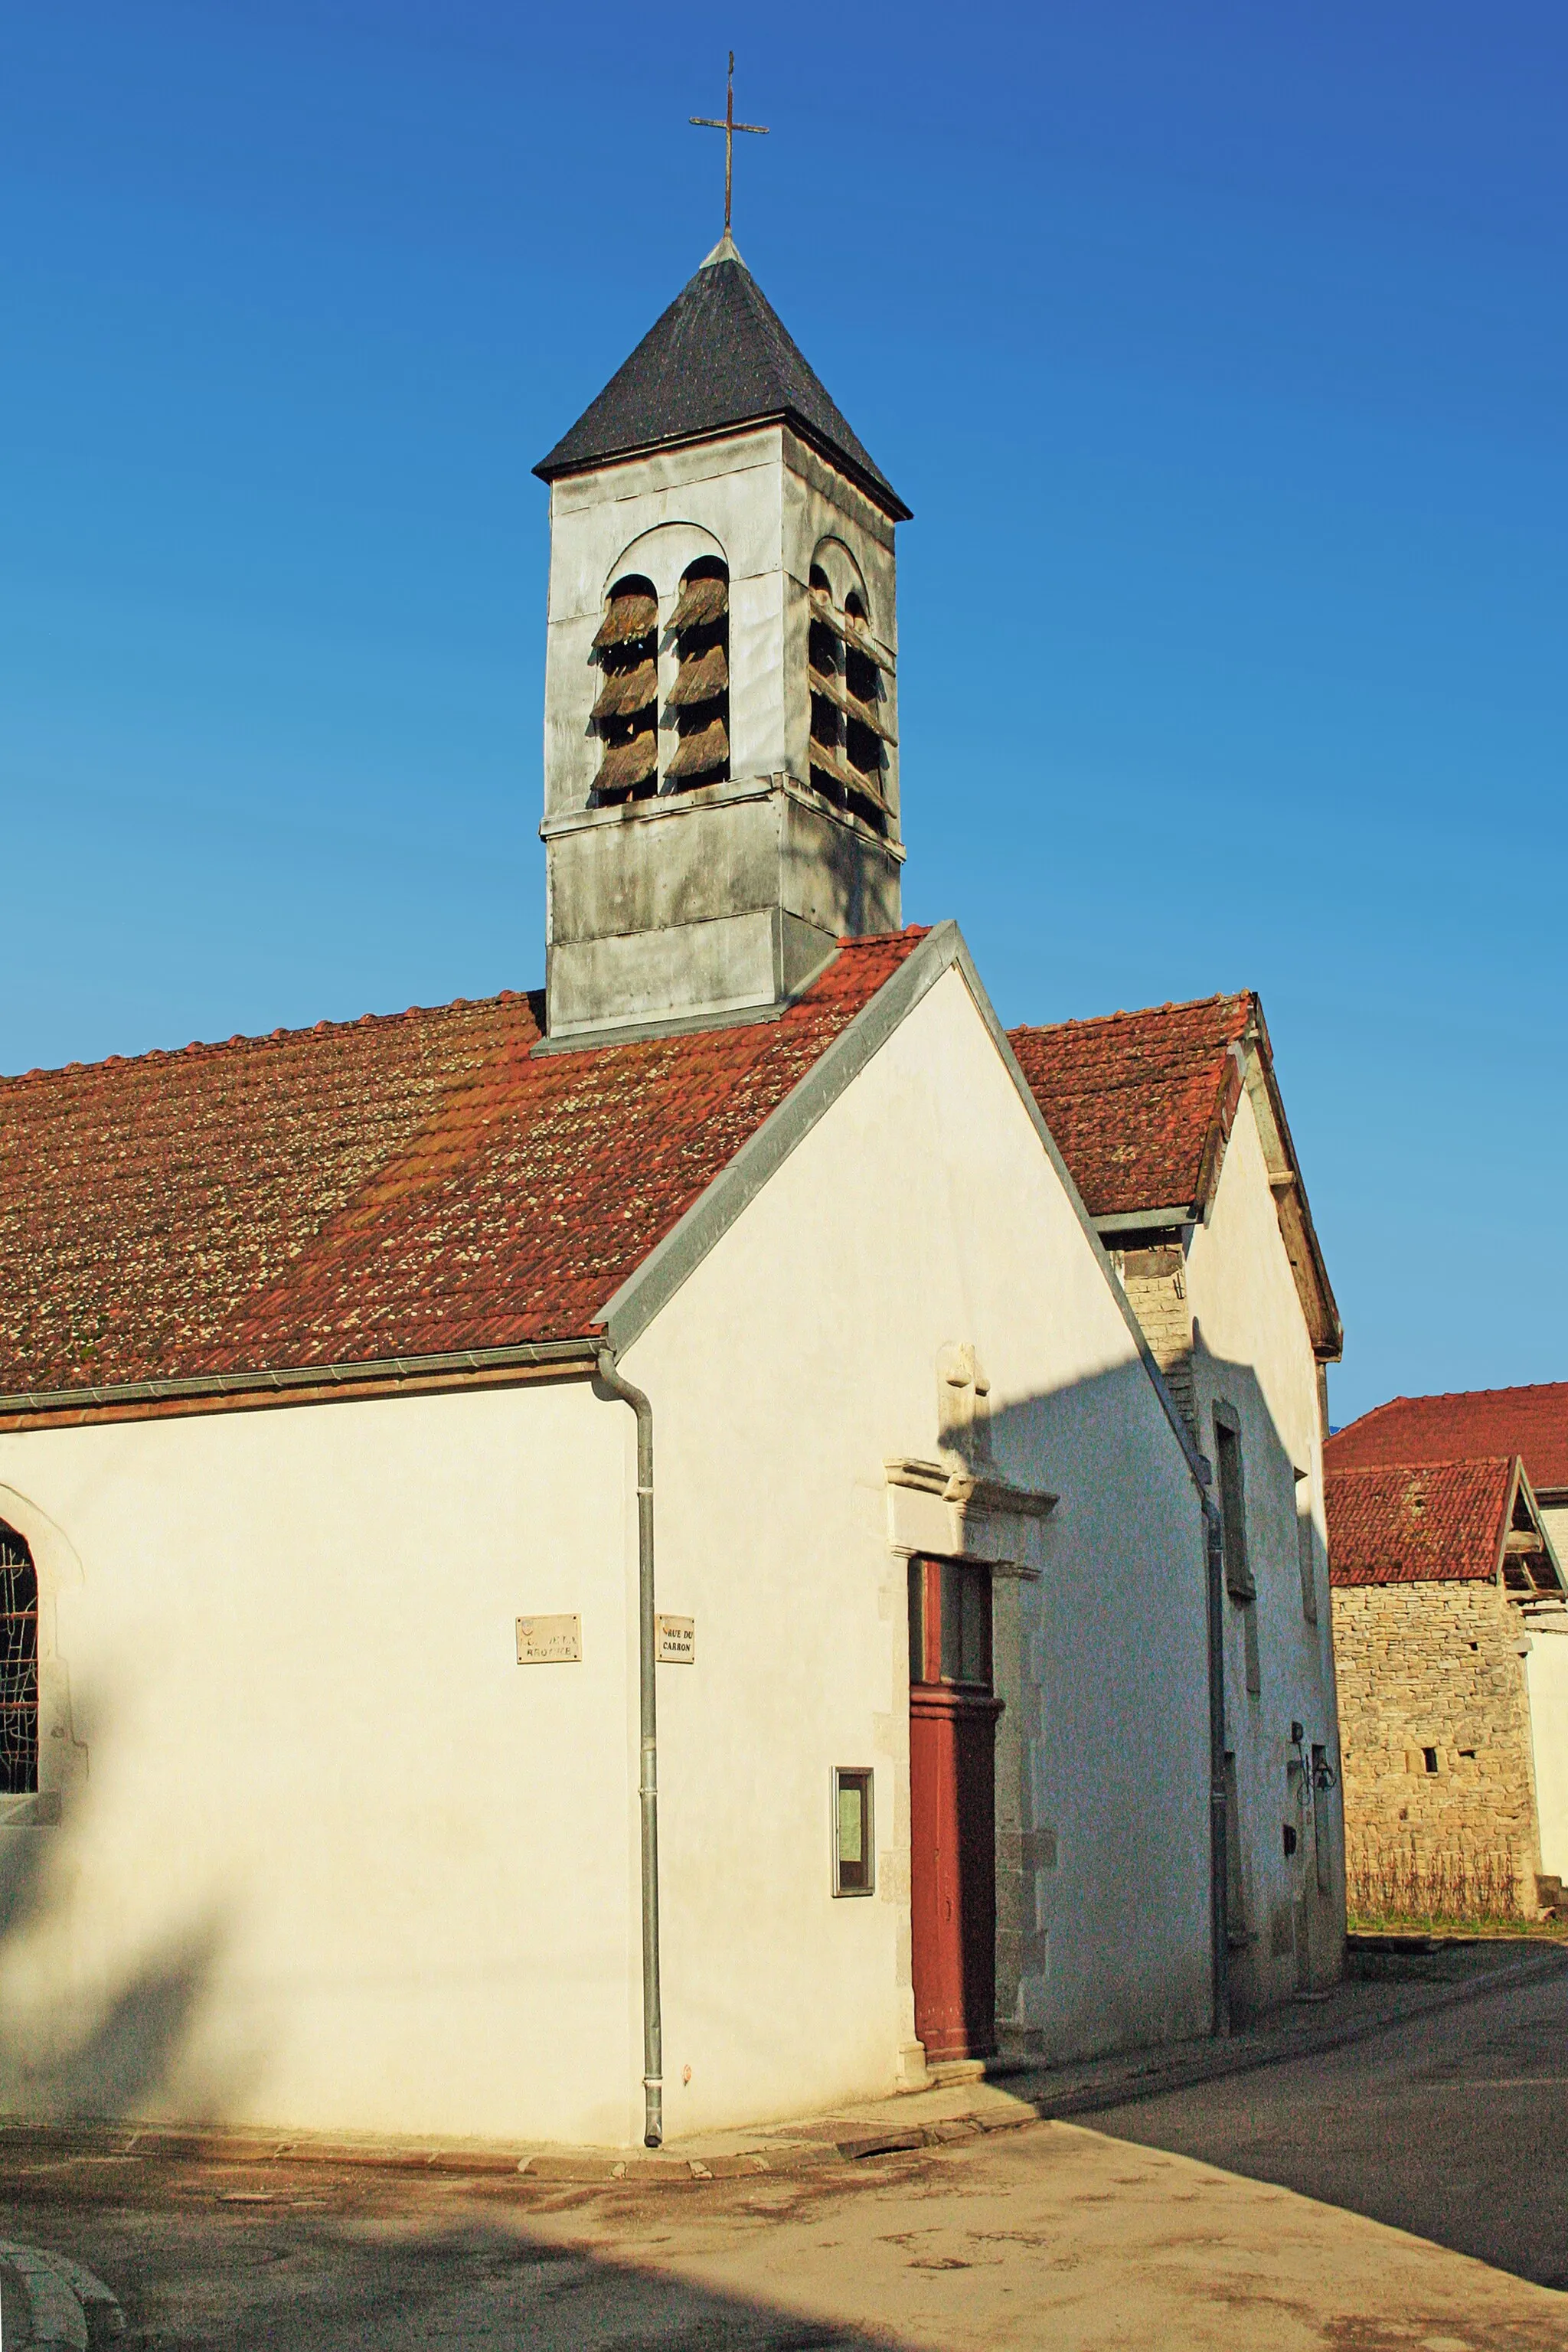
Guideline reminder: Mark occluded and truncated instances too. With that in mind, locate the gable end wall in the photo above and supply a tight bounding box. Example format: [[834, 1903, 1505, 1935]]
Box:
[[1332, 1579, 1543, 1913], [622, 962, 1213, 2128]]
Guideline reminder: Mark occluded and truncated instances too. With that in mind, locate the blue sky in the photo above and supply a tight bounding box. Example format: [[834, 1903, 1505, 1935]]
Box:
[[3, 1, 1563, 1421]]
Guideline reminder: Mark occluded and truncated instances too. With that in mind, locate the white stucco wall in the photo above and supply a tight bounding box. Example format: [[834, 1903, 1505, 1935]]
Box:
[[1540, 1501, 1568, 1563], [0, 1385, 636, 2145], [622, 963, 1212, 2138], [1184, 1086, 1346, 2001], [1525, 1606, 1568, 1880]]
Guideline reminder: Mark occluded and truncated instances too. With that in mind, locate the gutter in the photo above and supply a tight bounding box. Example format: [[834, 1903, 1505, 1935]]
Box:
[[593, 1346, 664, 2149], [0, 1339, 599, 1423], [1203, 1494, 1230, 2036]]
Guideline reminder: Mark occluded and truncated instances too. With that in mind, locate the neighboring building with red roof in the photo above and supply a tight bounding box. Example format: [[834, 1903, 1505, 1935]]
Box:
[[0, 244, 1307, 2152], [1326, 1384, 1568, 1550], [1323, 1437, 1568, 1918], [1010, 991, 1345, 2017]]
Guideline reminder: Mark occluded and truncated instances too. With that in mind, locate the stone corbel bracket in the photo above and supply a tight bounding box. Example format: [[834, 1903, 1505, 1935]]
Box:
[[884, 1458, 1057, 1579]]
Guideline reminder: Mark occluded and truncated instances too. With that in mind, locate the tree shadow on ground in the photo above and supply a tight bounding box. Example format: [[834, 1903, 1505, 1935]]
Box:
[[0, 2164, 900, 2352]]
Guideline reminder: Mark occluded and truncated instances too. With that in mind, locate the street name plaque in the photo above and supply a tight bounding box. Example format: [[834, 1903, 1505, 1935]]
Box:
[[516, 1614, 582, 1664], [656, 1614, 695, 1664]]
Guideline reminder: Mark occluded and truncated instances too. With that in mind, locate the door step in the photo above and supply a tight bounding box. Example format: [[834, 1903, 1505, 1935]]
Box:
[[925, 2058, 989, 2089]]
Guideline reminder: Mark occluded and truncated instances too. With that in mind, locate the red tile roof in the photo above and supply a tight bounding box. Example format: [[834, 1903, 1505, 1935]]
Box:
[[0, 931, 927, 1398], [1327, 1386, 1568, 1498], [1325, 1458, 1516, 1586], [1008, 993, 1254, 1220]]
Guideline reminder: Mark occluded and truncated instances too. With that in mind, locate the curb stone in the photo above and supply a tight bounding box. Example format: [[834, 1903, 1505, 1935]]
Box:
[[0, 2239, 125, 2347]]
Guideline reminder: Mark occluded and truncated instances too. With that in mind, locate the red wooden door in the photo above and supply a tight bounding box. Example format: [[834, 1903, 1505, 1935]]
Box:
[[908, 1559, 1001, 2063]]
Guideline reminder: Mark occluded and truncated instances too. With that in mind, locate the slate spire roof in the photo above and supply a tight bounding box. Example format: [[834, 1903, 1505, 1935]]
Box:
[[534, 236, 910, 521]]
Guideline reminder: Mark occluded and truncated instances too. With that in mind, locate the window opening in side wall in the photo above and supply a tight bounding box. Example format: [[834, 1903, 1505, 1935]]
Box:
[[1214, 1418, 1253, 1601], [1214, 1413, 1261, 1696], [0, 1522, 38, 1796], [590, 574, 658, 803], [665, 560, 730, 789], [1295, 1471, 1318, 1624]]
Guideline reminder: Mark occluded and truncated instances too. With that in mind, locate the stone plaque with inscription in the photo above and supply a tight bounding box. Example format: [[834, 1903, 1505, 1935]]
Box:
[[516, 1614, 582, 1664], [656, 1613, 695, 1665]]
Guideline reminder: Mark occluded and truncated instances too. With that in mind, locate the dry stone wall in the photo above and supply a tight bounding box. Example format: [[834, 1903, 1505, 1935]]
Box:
[[1331, 1578, 1543, 1913]]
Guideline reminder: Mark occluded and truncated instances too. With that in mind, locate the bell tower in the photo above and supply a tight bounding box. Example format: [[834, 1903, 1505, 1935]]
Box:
[[534, 235, 910, 1042]]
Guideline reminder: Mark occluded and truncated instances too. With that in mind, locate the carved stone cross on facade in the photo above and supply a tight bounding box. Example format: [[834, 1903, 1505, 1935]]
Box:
[[690, 51, 768, 237]]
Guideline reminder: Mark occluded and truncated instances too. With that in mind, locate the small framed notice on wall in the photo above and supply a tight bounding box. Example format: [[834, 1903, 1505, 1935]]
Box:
[[516, 1614, 581, 1664], [832, 1767, 875, 1897]]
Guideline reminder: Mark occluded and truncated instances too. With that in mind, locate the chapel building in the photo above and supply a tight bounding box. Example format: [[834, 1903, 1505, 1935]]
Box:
[[0, 237, 1344, 2148]]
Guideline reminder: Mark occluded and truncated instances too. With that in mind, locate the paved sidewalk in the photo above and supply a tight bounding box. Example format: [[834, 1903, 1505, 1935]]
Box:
[[717, 1935, 1568, 2174]]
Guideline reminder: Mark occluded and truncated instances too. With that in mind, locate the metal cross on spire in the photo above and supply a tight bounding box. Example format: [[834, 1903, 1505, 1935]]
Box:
[[690, 51, 768, 237]]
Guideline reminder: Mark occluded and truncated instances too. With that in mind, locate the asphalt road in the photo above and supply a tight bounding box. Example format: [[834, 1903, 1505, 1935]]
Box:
[[0, 1966, 1565, 2348], [1087, 1957, 1568, 2291]]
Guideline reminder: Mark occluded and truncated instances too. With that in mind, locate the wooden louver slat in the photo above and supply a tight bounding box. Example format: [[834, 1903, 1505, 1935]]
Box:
[[808, 738, 892, 815], [594, 730, 657, 795], [668, 642, 729, 709], [592, 660, 658, 724], [808, 663, 897, 744], [669, 575, 727, 635], [665, 717, 729, 782], [807, 585, 884, 661], [593, 593, 658, 652]]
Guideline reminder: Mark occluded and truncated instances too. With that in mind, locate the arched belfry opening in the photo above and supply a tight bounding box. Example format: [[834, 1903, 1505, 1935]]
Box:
[[591, 575, 659, 804], [535, 237, 910, 1040], [0, 1521, 38, 1797], [808, 566, 894, 835], [666, 560, 730, 789]]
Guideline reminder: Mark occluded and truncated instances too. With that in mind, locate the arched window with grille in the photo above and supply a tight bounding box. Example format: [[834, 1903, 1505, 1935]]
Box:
[[807, 564, 894, 831], [665, 560, 730, 789], [0, 1522, 38, 1797], [590, 573, 659, 803]]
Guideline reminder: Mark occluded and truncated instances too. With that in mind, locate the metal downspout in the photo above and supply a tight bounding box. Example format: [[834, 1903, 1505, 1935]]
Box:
[[595, 1347, 664, 2148], [1204, 1493, 1230, 2037]]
